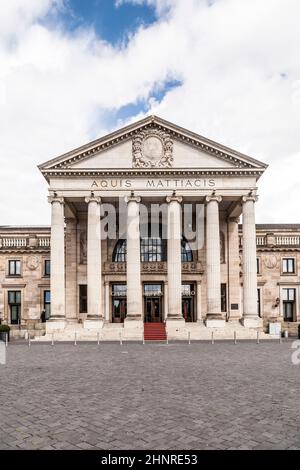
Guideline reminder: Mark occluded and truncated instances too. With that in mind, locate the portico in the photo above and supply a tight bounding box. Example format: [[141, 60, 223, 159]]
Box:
[[38, 115, 268, 339]]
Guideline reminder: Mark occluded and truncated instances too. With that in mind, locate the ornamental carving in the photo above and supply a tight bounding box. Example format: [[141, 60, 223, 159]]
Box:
[[263, 254, 278, 270], [103, 261, 203, 274], [132, 129, 173, 168], [27, 255, 40, 271]]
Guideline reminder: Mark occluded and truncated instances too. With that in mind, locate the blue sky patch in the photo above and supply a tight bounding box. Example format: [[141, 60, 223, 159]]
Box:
[[51, 0, 158, 45], [99, 78, 183, 132]]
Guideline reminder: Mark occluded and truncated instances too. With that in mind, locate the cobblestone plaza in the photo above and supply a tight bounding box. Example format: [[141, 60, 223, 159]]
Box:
[[1, 341, 300, 450]]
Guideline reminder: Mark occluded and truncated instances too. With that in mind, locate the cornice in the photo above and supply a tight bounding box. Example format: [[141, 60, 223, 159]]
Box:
[[0, 248, 50, 254], [256, 247, 300, 253], [41, 168, 264, 179]]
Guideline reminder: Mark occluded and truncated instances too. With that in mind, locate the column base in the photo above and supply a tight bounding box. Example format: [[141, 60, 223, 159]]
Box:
[[206, 318, 226, 328], [123, 318, 143, 340], [166, 317, 185, 324], [66, 318, 79, 324], [241, 317, 263, 328], [83, 319, 104, 330], [124, 318, 143, 328], [46, 319, 66, 333], [124, 315, 142, 322]]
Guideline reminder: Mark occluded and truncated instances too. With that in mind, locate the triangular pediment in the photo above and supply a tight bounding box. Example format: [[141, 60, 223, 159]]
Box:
[[38, 115, 268, 179]]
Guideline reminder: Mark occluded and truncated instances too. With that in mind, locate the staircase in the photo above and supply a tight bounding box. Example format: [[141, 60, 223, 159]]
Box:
[[144, 322, 167, 341]]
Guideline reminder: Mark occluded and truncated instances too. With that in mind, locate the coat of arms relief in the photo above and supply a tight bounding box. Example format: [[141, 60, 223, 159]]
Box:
[[132, 129, 173, 168]]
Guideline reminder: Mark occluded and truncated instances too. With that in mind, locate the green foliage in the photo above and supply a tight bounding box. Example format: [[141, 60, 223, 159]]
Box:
[[0, 324, 10, 332]]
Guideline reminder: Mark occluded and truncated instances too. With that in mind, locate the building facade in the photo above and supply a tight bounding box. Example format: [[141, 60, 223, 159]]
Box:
[[0, 116, 299, 339]]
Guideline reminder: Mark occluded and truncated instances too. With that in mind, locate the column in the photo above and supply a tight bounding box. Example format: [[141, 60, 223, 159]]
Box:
[[206, 194, 225, 326], [166, 195, 184, 322], [164, 280, 168, 321], [85, 196, 103, 324], [227, 217, 241, 321], [65, 218, 77, 322], [196, 280, 202, 322], [125, 195, 142, 321], [105, 281, 110, 322], [48, 196, 66, 325], [242, 195, 261, 327]]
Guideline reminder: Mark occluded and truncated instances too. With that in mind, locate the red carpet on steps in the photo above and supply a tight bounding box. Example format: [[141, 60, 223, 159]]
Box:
[[144, 322, 167, 341]]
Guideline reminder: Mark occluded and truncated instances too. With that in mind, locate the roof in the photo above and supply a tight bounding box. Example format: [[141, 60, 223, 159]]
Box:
[[38, 115, 268, 180]]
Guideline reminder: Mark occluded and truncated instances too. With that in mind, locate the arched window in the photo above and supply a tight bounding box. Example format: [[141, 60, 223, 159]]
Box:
[[112, 237, 193, 263], [181, 239, 193, 262], [113, 239, 127, 262]]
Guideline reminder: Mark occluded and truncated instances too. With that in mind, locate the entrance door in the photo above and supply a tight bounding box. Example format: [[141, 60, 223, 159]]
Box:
[[144, 283, 163, 322], [145, 297, 162, 323], [182, 298, 194, 322], [182, 283, 195, 322]]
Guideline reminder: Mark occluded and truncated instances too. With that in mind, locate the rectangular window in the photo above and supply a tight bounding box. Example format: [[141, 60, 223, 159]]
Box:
[[282, 258, 295, 274], [221, 283, 227, 313], [8, 260, 21, 276], [8, 290, 21, 325], [43, 290, 51, 320], [44, 260, 51, 276], [282, 288, 296, 322], [144, 283, 163, 296], [257, 258, 260, 274], [79, 285, 87, 313]]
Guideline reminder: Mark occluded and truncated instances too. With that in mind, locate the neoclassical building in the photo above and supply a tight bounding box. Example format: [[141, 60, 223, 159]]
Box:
[[0, 116, 299, 339]]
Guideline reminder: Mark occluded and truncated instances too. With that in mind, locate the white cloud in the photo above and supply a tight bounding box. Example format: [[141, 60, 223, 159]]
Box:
[[0, 0, 299, 224]]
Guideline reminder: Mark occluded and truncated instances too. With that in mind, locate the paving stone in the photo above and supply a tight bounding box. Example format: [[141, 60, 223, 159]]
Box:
[[0, 341, 299, 449]]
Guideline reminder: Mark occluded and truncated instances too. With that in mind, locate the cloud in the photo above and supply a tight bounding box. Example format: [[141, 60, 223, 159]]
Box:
[[0, 0, 299, 224]]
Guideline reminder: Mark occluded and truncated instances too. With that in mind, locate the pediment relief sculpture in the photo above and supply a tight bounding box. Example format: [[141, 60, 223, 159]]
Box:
[[132, 129, 173, 168]]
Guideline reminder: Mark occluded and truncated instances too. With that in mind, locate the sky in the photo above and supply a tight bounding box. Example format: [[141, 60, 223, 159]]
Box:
[[0, 0, 299, 225]]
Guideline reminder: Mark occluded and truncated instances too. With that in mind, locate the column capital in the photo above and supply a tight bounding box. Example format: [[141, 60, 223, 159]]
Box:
[[228, 216, 240, 224], [48, 195, 64, 205], [242, 194, 258, 204], [65, 217, 77, 225], [205, 194, 222, 204], [166, 195, 182, 204], [125, 194, 141, 204], [85, 195, 101, 204]]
